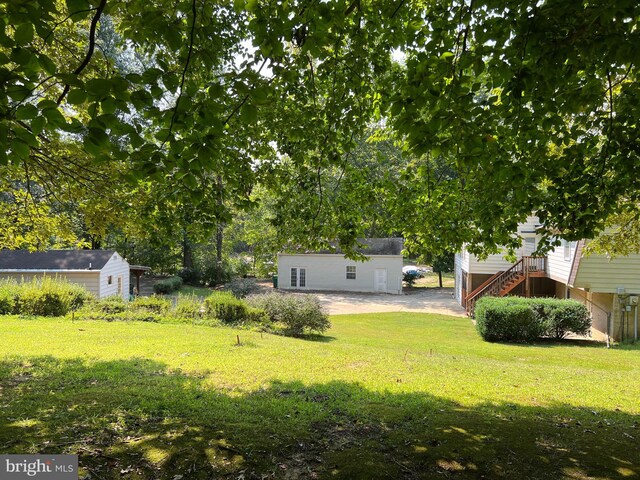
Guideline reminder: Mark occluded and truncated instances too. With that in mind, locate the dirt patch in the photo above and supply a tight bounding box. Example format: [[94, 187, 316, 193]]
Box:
[[285, 288, 465, 316]]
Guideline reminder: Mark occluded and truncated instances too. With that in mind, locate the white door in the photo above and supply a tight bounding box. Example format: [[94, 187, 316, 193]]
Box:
[[290, 267, 307, 288], [374, 268, 387, 292]]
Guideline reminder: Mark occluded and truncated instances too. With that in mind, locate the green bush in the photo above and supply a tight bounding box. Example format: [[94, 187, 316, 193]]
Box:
[[93, 295, 128, 314], [246, 293, 330, 336], [204, 291, 249, 324], [528, 298, 591, 339], [130, 295, 171, 314], [8, 277, 93, 317], [171, 294, 205, 320], [153, 276, 183, 294], [475, 297, 541, 342], [224, 278, 259, 298], [475, 297, 591, 342], [76, 310, 161, 323], [0, 279, 18, 314]]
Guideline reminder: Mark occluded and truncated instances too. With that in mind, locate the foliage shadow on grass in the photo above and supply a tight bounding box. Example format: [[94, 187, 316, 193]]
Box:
[[0, 356, 637, 479], [491, 338, 609, 349]]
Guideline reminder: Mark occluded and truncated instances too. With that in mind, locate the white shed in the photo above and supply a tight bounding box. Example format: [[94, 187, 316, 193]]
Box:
[[277, 238, 404, 294], [0, 250, 130, 300]]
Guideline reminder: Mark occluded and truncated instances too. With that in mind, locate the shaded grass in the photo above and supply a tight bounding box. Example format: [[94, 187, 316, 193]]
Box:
[[0, 313, 639, 479]]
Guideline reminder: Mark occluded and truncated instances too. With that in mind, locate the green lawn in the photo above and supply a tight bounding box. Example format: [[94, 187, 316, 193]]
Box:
[[1, 313, 638, 479], [174, 284, 215, 297]]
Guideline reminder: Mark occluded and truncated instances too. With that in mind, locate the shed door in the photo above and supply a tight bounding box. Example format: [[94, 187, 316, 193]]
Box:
[[290, 267, 306, 288], [374, 268, 387, 292]]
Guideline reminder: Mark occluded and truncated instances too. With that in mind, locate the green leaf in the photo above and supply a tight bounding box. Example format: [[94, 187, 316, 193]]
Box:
[[38, 54, 57, 75], [101, 96, 117, 114], [14, 24, 34, 46], [85, 78, 112, 97], [66, 0, 91, 21], [11, 139, 30, 160], [42, 107, 66, 128], [84, 127, 110, 154], [67, 89, 87, 105], [241, 103, 258, 123], [31, 116, 46, 135], [15, 104, 38, 120]]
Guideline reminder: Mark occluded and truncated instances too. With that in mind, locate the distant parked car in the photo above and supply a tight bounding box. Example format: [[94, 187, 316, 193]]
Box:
[[402, 265, 424, 276]]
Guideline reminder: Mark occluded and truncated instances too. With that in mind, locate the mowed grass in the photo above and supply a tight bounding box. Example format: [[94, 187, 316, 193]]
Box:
[[0, 313, 639, 479]]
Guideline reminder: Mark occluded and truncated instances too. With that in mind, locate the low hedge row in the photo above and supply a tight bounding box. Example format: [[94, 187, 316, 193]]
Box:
[[0, 277, 93, 317], [475, 296, 591, 342], [153, 276, 183, 294]]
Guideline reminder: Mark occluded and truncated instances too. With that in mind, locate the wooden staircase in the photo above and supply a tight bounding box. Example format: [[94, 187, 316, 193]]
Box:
[[465, 256, 546, 316]]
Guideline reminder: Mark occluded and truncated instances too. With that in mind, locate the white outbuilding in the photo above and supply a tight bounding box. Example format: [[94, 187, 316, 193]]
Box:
[[0, 250, 131, 299], [277, 238, 404, 294]]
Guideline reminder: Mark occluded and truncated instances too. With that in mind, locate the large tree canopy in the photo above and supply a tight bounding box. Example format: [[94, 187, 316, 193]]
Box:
[[1, 0, 638, 255]]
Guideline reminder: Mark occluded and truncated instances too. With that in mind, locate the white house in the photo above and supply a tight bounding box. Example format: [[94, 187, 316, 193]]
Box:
[[0, 250, 130, 300], [277, 238, 404, 294], [455, 217, 640, 343]]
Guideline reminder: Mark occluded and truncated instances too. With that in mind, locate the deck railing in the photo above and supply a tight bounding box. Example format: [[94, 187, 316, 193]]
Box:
[[465, 256, 547, 315]]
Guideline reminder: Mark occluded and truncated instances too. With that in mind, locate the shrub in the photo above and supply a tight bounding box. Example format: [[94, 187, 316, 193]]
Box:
[[475, 296, 592, 342], [12, 277, 93, 317], [204, 291, 249, 324], [0, 279, 18, 314], [130, 295, 171, 314], [171, 294, 205, 320], [93, 295, 128, 314], [246, 293, 330, 336], [224, 278, 259, 298], [403, 271, 421, 287], [529, 298, 591, 339], [475, 297, 541, 342], [246, 306, 270, 325], [153, 276, 183, 294], [177, 268, 201, 286]]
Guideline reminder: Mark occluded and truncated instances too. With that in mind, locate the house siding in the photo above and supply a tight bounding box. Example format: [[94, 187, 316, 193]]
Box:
[[99, 252, 130, 299], [277, 254, 403, 294], [574, 253, 640, 294], [546, 240, 577, 284], [0, 272, 100, 297]]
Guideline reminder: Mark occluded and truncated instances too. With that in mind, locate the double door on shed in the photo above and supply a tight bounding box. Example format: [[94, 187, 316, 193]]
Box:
[[290, 267, 307, 288]]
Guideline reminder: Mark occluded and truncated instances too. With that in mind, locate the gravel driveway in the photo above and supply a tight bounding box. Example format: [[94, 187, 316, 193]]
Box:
[[289, 288, 466, 316]]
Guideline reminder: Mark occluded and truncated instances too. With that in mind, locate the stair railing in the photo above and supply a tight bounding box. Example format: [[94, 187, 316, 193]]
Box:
[[465, 258, 524, 314]]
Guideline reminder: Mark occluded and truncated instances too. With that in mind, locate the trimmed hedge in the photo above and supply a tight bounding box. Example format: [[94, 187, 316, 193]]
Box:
[[0, 277, 92, 317], [475, 296, 591, 342], [153, 276, 183, 294]]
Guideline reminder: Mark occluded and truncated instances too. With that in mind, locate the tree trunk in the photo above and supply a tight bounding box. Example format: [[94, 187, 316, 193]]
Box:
[[438, 270, 443, 288], [215, 223, 224, 284], [182, 231, 193, 269]]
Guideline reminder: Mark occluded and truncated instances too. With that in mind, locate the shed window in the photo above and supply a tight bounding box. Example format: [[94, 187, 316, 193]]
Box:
[[563, 240, 571, 261], [346, 266, 356, 280], [107, 275, 113, 285]]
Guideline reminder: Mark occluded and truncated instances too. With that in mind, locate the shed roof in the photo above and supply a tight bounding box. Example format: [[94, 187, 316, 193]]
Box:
[[0, 250, 116, 271], [290, 238, 404, 256]]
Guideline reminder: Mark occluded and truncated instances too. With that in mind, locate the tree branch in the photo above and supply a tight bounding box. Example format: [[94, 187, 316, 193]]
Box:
[[56, 0, 108, 105], [162, 0, 198, 146]]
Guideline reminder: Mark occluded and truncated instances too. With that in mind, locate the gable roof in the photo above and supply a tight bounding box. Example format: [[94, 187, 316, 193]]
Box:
[[0, 250, 116, 271], [288, 238, 404, 256]]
